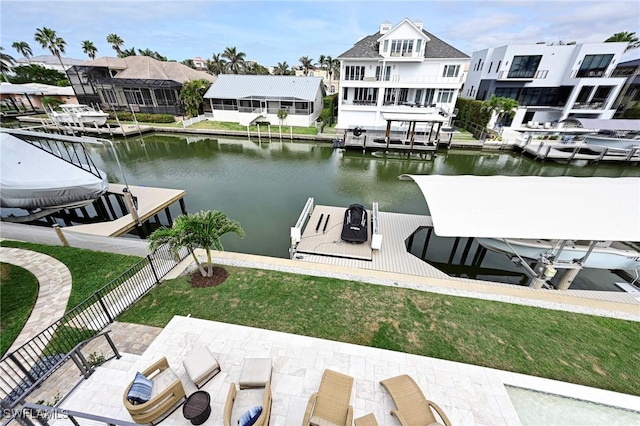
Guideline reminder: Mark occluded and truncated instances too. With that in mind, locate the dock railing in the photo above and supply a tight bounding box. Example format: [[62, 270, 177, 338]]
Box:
[[371, 202, 382, 251], [290, 197, 314, 258]]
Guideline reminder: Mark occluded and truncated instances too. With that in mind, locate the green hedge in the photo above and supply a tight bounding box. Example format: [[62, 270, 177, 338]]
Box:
[[319, 94, 339, 126], [109, 112, 176, 123], [455, 98, 491, 130]]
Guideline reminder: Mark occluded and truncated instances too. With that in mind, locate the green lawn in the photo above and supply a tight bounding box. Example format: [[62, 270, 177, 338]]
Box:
[[0, 241, 142, 310], [118, 266, 640, 396], [188, 120, 319, 135], [0, 263, 39, 356], [109, 120, 184, 128]]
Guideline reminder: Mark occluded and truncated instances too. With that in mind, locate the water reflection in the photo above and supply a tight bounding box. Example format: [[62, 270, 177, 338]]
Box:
[[88, 133, 639, 258]]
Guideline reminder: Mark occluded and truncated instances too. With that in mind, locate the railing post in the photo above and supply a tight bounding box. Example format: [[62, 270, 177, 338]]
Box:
[[69, 352, 91, 379], [95, 292, 114, 323], [104, 332, 121, 360], [147, 255, 161, 284]]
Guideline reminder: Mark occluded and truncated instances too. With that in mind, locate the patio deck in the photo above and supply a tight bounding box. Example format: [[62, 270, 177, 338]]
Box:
[[56, 316, 640, 426]]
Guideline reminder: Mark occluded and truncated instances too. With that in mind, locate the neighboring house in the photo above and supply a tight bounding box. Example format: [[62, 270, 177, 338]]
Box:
[[611, 58, 640, 115], [462, 42, 629, 128], [193, 56, 207, 72], [336, 19, 470, 130], [294, 67, 340, 94], [16, 55, 86, 73], [67, 56, 216, 115], [203, 74, 325, 126], [0, 82, 76, 113]]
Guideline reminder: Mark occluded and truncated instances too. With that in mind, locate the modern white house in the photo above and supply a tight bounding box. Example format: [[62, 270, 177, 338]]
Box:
[[336, 19, 470, 130], [462, 42, 629, 128], [203, 75, 325, 126]]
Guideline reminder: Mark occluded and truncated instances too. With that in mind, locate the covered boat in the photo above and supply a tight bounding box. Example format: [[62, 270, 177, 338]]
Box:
[[340, 203, 368, 243], [0, 131, 109, 210], [50, 104, 109, 127]]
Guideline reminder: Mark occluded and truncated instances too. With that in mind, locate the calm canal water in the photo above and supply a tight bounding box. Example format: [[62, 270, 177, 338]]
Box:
[[90, 132, 639, 262]]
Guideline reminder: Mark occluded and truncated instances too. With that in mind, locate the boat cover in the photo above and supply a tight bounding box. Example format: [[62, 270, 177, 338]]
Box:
[[0, 133, 109, 209], [341, 203, 368, 243], [399, 175, 640, 241]]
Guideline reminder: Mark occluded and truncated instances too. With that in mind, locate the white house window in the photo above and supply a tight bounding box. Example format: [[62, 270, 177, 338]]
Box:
[[124, 88, 144, 105], [416, 39, 422, 54], [437, 89, 455, 103], [330, 85, 335, 93], [101, 89, 117, 104], [345, 66, 365, 80], [424, 88, 435, 105], [383, 40, 389, 53], [390, 40, 414, 56], [443, 65, 460, 78]]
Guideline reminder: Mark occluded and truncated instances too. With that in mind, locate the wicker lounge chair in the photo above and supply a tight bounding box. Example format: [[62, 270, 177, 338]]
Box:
[[223, 358, 273, 426], [302, 369, 354, 426], [380, 375, 452, 426], [123, 357, 186, 425]]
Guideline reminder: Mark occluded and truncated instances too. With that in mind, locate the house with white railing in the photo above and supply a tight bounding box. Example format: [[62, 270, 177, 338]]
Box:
[[336, 19, 470, 130], [203, 75, 325, 126], [462, 42, 629, 128]]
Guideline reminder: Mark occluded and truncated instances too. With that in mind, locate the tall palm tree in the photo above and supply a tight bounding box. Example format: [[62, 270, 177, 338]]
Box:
[[273, 61, 289, 75], [222, 47, 246, 74], [298, 56, 313, 76], [106, 33, 124, 57], [605, 31, 640, 51], [34, 27, 67, 73], [182, 59, 196, 69], [11, 41, 32, 64], [208, 53, 227, 75], [326, 56, 340, 81], [120, 47, 136, 57], [148, 210, 244, 278], [180, 78, 213, 117], [0, 47, 16, 81], [81, 40, 97, 60], [317, 54, 326, 73]]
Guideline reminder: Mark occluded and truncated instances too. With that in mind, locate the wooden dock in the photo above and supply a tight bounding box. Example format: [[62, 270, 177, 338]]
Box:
[[518, 141, 640, 164], [295, 205, 372, 260], [65, 184, 185, 237], [16, 116, 154, 137]]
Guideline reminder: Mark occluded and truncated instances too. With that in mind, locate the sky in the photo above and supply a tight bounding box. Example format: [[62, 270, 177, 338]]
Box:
[[1, 0, 639, 67]]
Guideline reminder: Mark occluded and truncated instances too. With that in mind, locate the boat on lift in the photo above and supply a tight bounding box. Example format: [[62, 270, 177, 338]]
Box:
[[49, 104, 109, 127], [0, 130, 109, 211]]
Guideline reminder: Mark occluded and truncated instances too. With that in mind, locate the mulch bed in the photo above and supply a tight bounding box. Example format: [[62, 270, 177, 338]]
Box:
[[189, 266, 229, 288]]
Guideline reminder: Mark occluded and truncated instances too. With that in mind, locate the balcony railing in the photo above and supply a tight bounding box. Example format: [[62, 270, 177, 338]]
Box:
[[571, 101, 606, 110], [498, 69, 549, 80]]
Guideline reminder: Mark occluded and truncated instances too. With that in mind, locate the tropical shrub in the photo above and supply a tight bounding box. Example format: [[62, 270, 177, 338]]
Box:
[[109, 112, 175, 123]]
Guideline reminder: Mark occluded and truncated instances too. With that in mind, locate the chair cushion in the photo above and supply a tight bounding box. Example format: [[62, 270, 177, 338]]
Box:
[[310, 416, 340, 426], [231, 389, 265, 425], [239, 358, 272, 389], [127, 372, 153, 404], [151, 367, 179, 398], [183, 347, 220, 384], [238, 405, 262, 426]]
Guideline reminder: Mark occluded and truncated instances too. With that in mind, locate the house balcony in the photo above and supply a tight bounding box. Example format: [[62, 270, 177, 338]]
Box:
[[342, 75, 463, 85], [570, 101, 607, 110], [497, 69, 549, 81]]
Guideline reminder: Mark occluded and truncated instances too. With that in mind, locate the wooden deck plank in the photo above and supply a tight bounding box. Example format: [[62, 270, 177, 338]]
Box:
[[65, 184, 185, 237]]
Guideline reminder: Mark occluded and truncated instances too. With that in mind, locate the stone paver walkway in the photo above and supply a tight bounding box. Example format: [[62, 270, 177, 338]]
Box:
[[1, 247, 72, 353]]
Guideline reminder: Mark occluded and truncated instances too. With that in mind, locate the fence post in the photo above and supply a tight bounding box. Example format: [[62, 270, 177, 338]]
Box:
[[148, 254, 161, 284], [52, 224, 69, 247], [95, 292, 114, 323]]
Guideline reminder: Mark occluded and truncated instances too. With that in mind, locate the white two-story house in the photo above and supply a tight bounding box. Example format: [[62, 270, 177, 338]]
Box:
[[462, 42, 629, 128], [336, 19, 469, 130]]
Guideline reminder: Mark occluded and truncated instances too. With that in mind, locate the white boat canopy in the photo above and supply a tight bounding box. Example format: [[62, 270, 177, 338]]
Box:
[[399, 175, 640, 241]]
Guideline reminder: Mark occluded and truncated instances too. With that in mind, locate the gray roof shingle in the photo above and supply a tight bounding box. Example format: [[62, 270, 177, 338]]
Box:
[[203, 75, 323, 101], [338, 28, 469, 59]]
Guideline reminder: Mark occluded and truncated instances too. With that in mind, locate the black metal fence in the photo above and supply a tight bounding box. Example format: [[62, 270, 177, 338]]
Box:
[[0, 244, 189, 408]]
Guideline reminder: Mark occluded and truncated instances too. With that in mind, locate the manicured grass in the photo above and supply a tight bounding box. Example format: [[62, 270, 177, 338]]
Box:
[[0, 263, 39, 356], [109, 120, 184, 128], [0, 241, 142, 310], [118, 266, 640, 396], [189, 120, 319, 135]]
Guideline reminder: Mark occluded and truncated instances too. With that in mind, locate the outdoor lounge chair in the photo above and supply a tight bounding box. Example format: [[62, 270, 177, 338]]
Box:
[[123, 357, 186, 425], [223, 358, 273, 426], [302, 369, 354, 426], [380, 374, 452, 426]]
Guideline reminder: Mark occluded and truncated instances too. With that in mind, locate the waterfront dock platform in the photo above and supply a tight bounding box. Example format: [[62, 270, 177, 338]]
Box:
[[518, 140, 640, 163], [16, 116, 154, 136], [295, 205, 373, 261], [65, 183, 185, 237]]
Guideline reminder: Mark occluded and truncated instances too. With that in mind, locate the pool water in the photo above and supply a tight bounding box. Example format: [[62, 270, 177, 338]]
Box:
[[506, 385, 640, 425]]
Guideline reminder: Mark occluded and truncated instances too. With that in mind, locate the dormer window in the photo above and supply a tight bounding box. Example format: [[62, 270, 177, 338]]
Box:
[[416, 40, 422, 54], [383, 40, 389, 53], [391, 40, 414, 56]]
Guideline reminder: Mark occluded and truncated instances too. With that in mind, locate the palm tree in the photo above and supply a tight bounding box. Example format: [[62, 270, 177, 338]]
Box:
[[222, 47, 246, 74], [182, 59, 196, 69], [317, 54, 326, 73], [605, 31, 640, 51], [0, 47, 16, 81], [11, 41, 32, 64], [81, 40, 97, 60], [482, 95, 519, 129], [208, 53, 227, 75], [148, 210, 244, 278], [34, 27, 67, 73], [273, 61, 289, 75], [120, 47, 137, 57], [180, 78, 212, 117], [106, 33, 124, 56], [298, 56, 313, 76]]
